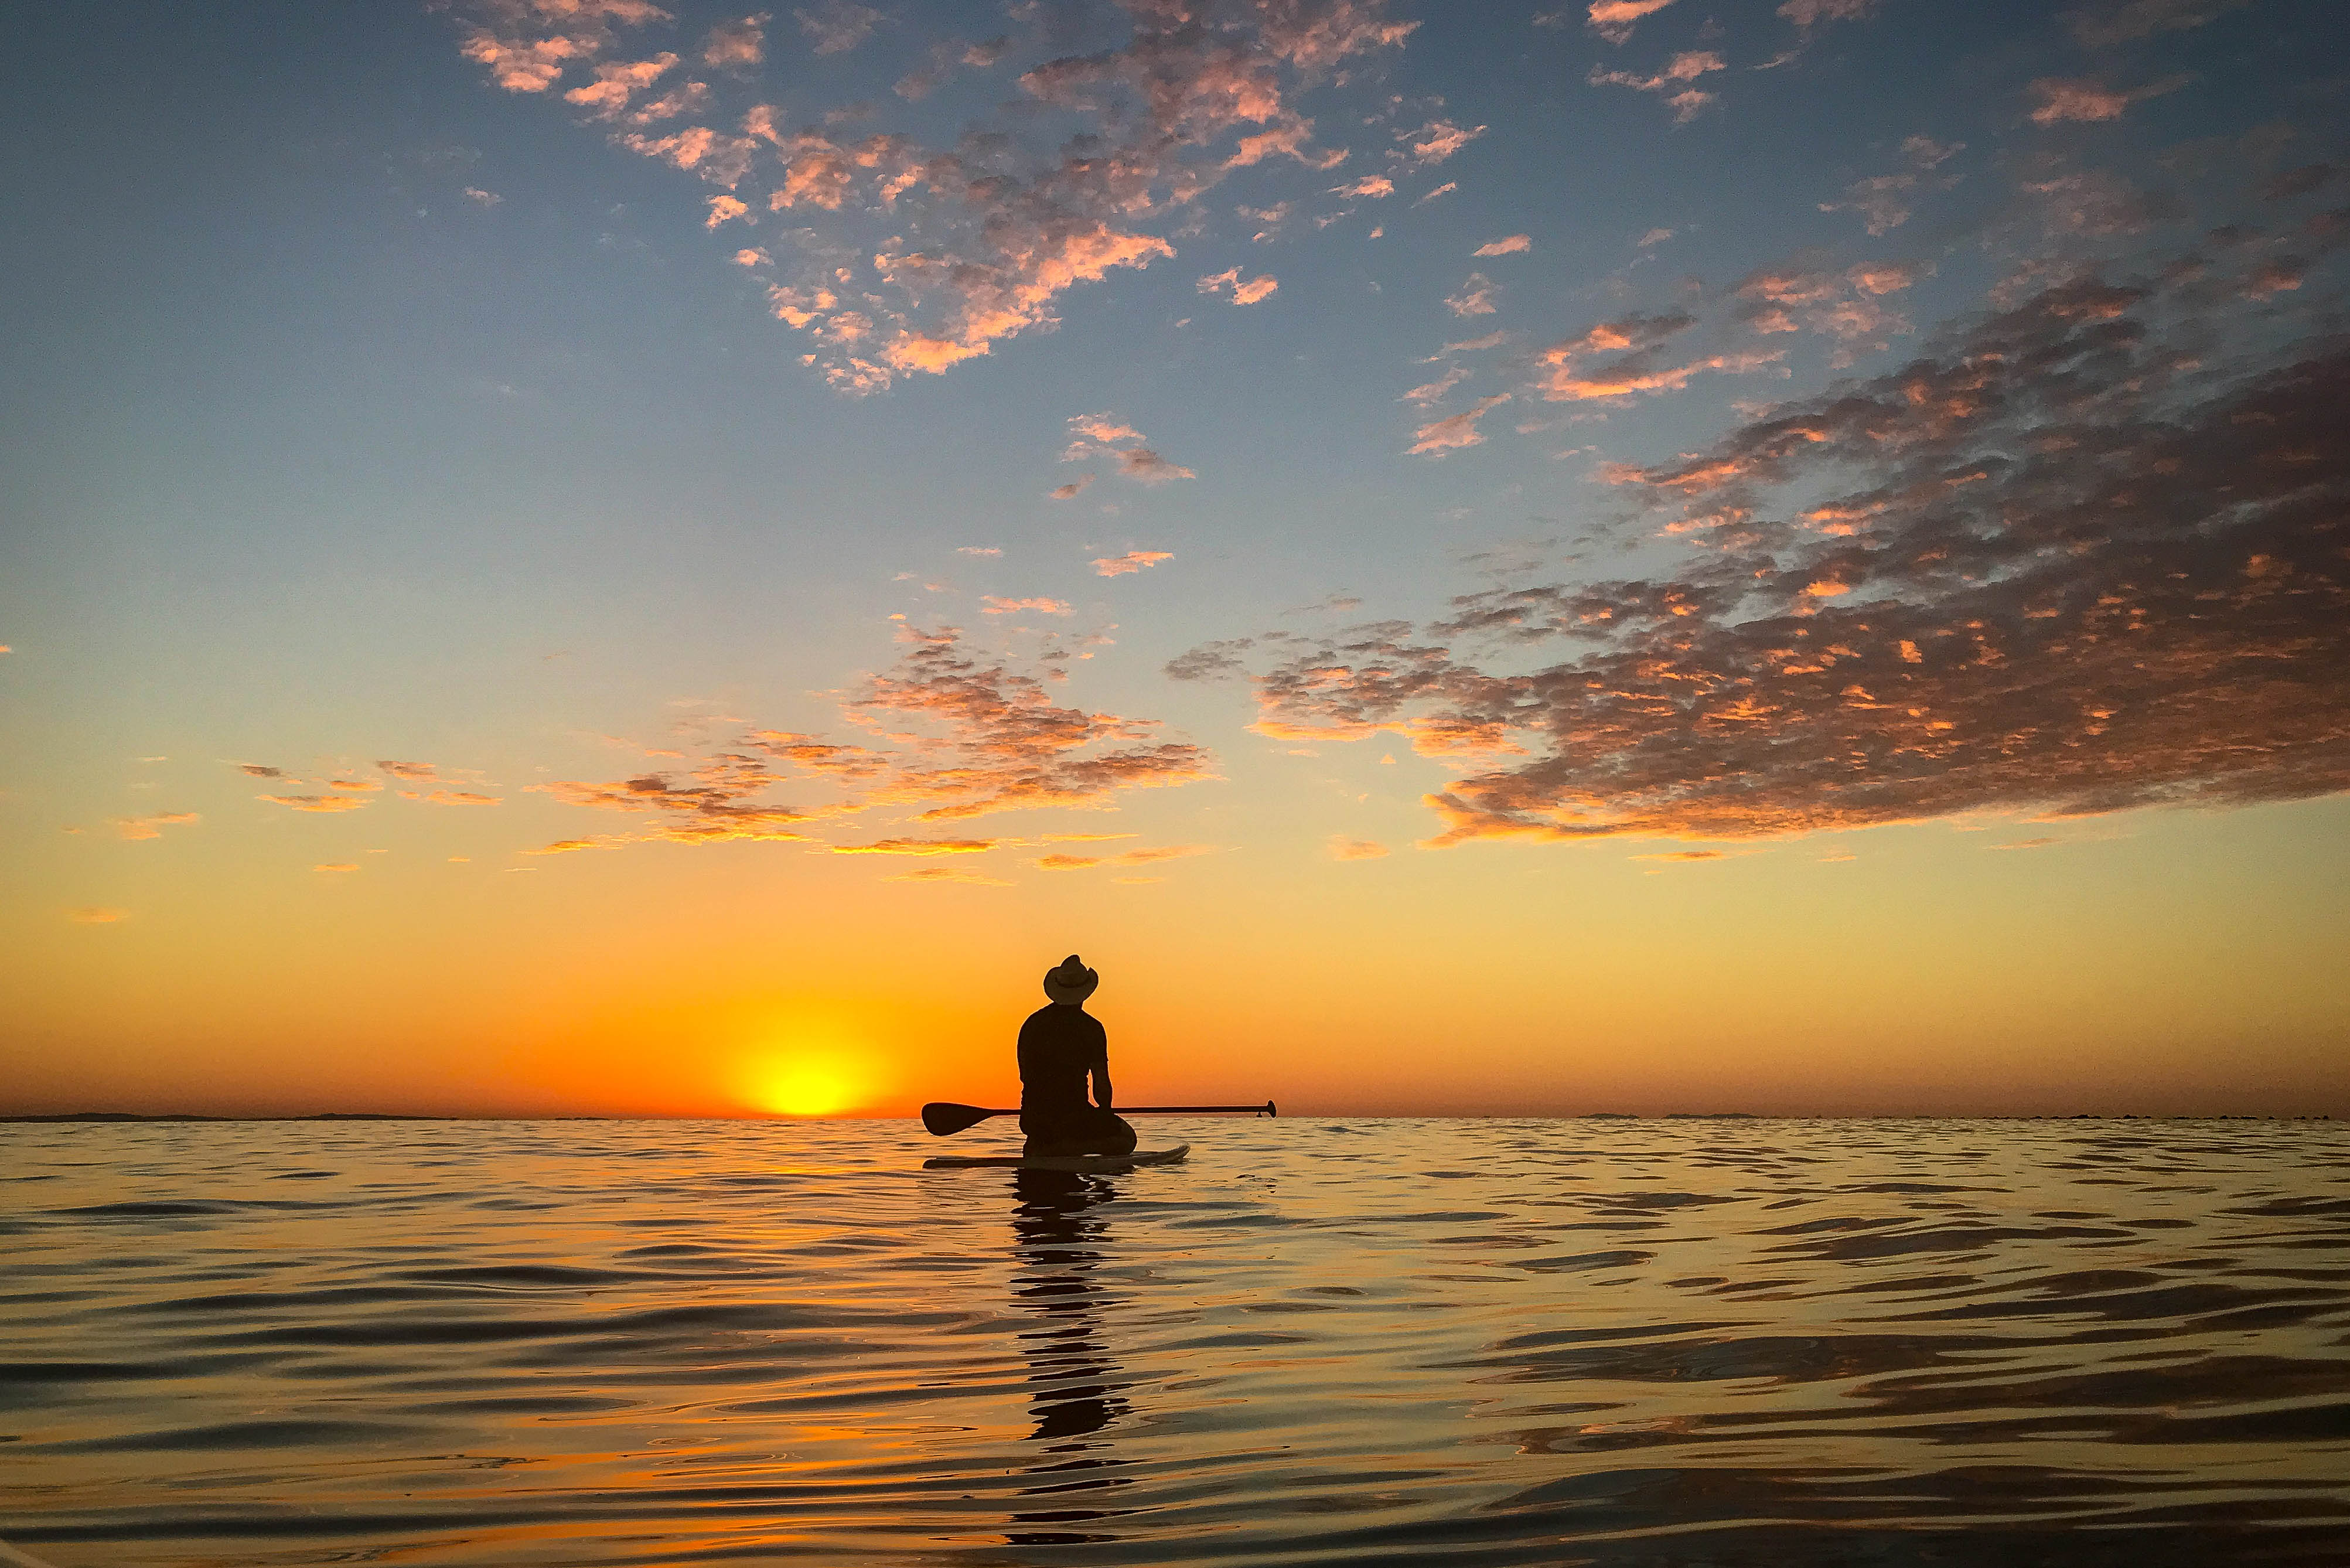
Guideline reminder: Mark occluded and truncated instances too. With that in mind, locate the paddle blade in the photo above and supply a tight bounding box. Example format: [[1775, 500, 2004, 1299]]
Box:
[[920, 1102, 999, 1137]]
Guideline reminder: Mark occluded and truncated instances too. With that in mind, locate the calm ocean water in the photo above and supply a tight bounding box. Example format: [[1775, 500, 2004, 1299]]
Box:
[[3, 1118, 2346, 1566]]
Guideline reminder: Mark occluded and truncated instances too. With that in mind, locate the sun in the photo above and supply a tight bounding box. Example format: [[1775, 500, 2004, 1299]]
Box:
[[745, 1057, 866, 1117]]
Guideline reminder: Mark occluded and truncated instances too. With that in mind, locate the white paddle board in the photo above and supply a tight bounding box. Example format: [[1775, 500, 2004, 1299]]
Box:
[[923, 1143, 1189, 1173]]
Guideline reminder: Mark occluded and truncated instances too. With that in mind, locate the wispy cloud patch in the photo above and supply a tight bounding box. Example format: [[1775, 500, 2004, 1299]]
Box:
[[1050, 475, 1095, 500], [2027, 74, 2189, 125], [1445, 273, 1499, 316], [1408, 394, 1512, 455], [1474, 234, 1532, 257], [69, 907, 130, 924], [981, 596, 1073, 616], [1393, 119, 1486, 171], [1330, 174, 1394, 200], [833, 837, 995, 854], [794, 1, 882, 54], [889, 865, 1013, 885], [702, 13, 767, 68], [1590, 52, 1725, 122], [1117, 448, 1196, 485], [260, 795, 370, 814], [1034, 843, 1214, 871], [111, 812, 199, 841], [1532, 309, 1781, 402], [1328, 835, 1389, 860]]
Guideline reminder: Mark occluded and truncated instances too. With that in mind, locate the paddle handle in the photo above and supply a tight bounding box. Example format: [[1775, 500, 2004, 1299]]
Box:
[[950, 1103, 1275, 1116]]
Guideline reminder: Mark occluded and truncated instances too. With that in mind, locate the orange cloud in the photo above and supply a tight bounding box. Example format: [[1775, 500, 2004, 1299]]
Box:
[[702, 14, 766, 68], [888, 865, 1012, 885], [1328, 835, 1389, 860], [1474, 234, 1532, 257], [1035, 844, 1213, 871], [1445, 273, 1498, 316], [400, 789, 502, 805], [832, 837, 995, 854], [980, 596, 1072, 616], [68, 907, 131, 923]]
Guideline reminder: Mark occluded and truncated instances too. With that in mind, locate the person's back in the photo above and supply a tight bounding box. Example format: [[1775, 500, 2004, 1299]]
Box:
[[1017, 955, 1138, 1157]]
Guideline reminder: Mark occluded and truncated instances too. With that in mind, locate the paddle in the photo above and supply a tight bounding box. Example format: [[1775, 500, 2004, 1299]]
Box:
[[921, 1100, 1277, 1136]]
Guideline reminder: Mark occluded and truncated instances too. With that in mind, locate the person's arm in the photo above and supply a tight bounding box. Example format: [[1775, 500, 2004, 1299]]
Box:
[[1090, 1027, 1114, 1110]]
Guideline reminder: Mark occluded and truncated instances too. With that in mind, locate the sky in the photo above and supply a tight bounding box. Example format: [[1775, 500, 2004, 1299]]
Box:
[[2, 0, 2345, 1120]]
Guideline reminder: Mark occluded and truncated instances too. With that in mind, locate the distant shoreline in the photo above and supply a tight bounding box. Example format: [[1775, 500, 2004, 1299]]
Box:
[[1, 1110, 2332, 1124]]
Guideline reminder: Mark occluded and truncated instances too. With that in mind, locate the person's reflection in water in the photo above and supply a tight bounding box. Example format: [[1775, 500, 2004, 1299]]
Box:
[[1005, 1168, 1135, 1546]]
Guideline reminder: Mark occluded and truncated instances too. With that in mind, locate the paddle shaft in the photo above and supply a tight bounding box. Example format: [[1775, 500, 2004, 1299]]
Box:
[[956, 1103, 1272, 1116], [920, 1099, 1274, 1134]]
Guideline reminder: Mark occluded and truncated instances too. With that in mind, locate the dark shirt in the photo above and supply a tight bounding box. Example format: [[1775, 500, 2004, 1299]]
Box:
[[1018, 1004, 1108, 1113]]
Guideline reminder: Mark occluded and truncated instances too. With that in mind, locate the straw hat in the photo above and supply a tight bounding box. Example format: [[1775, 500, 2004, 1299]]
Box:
[[1042, 954, 1099, 1004]]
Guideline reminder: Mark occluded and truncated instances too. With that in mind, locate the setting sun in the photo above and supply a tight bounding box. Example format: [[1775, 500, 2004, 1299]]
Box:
[[743, 1056, 870, 1118]]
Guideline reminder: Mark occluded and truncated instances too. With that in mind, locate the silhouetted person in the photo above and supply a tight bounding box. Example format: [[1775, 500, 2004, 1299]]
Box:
[[1018, 955, 1138, 1158]]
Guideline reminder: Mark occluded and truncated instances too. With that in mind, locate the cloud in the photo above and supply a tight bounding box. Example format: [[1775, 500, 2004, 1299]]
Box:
[[1393, 119, 1485, 171], [1408, 394, 1512, 456], [400, 789, 503, 805], [1413, 181, 1458, 206], [1778, 0, 1879, 26], [1034, 843, 1213, 871], [111, 812, 199, 841], [1589, 51, 1724, 122], [313, 863, 360, 874], [1445, 273, 1499, 316], [1330, 175, 1395, 200], [981, 596, 1073, 616], [1403, 366, 1471, 406], [448, 0, 1416, 391], [1050, 475, 1095, 500], [237, 763, 285, 778], [2027, 75, 2189, 126], [326, 779, 382, 792], [703, 13, 767, 68], [1632, 849, 1728, 861], [1328, 835, 1389, 860], [1117, 447, 1197, 484], [888, 865, 1013, 885], [1637, 226, 1675, 247], [1094, 551, 1174, 577], [1994, 837, 2061, 850], [69, 907, 131, 923], [958, 546, 1002, 557], [1474, 234, 1532, 257], [523, 836, 632, 854], [1531, 309, 1782, 401], [1199, 267, 1280, 305], [259, 794, 370, 813], [1819, 135, 1966, 235], [1212, 248, 2350, 846], [464, 186, 502, 206], [794, 1, 882, 54], [562, 52, 678, 118], [1734, 261, 1931, 358], [1586, 0, 1678, 45], [376, 760, 440, 781], [833, 837, 995, 854]]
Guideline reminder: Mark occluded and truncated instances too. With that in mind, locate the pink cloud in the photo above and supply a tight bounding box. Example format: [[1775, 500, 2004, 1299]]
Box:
[[1116, 448, 1196, 485], [1474, 234, 1532, 257], [1408, 394, 1512, 456], [794, 1, 882, 55], [1050, 475, 1096, 500], [1331, 175, 1395, 200], [981, 596, 1073, 616], [1393, 118, 1486, 170], [702, 14, 766, 68], [1094, 551, 1174, 577]]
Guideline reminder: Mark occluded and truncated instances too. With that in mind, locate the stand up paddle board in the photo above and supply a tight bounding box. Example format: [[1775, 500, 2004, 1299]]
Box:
[[923, 1143, 1189, 1173]]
